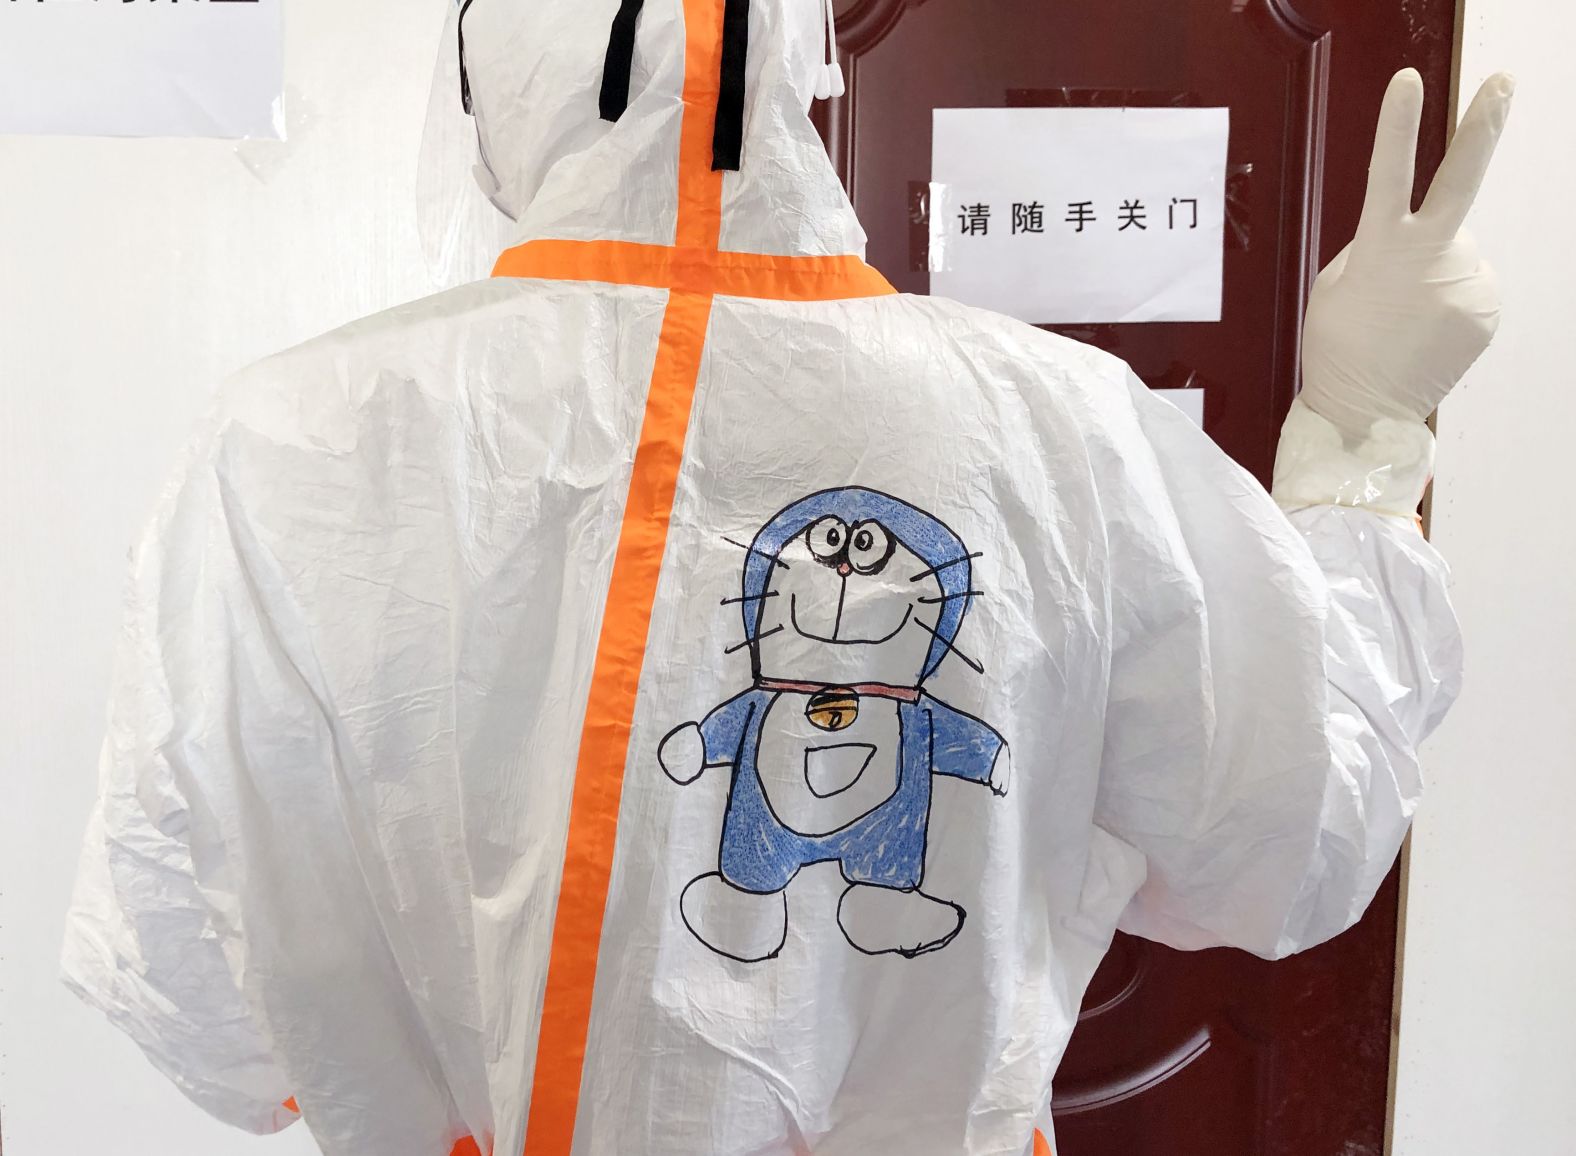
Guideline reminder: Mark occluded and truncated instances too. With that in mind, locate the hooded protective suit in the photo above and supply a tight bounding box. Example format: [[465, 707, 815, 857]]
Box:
[[62, 2, 1496, 1155]]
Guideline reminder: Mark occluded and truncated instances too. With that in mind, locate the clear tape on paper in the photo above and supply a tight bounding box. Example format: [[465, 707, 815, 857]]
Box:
[[232, 88, 310, 184], [927, 181, 955, 274]]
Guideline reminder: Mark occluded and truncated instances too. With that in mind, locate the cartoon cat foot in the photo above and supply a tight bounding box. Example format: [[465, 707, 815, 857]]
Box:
[[680, 872, 788, 962], [837, 884, 965, 957]]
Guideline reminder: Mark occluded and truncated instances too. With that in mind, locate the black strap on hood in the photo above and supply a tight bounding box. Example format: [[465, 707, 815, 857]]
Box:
[[710, 0, 750, 171], [598, 0, 647, 123], [458, 0, 480, 114], [598, 0, 750, 172]]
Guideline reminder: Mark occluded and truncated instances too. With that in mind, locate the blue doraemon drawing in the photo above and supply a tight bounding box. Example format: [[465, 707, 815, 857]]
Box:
[[659, 487, 1008, 961]]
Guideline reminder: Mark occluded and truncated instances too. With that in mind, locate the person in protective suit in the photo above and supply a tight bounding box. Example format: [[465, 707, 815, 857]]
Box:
[[61, 1, 1514, 1154]]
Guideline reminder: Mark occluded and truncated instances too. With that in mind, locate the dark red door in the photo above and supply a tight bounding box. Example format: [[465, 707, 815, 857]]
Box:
[[814, 2, 1458, 1152]]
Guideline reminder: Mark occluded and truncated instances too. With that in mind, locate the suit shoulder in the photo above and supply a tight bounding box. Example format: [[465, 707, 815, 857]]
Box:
[[886, 292, 1134, 385], [214, 278, 662, 447]]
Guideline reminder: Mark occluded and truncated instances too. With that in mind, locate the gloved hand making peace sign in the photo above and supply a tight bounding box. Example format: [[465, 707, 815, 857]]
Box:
[[1275, 68, 1515, 516], [1302, 68, 1516, 434]]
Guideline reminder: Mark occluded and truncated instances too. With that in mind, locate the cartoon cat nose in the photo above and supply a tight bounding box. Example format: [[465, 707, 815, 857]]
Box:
[[837, 562, 852, 577]]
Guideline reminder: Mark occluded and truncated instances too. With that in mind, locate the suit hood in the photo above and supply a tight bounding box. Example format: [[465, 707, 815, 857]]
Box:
[[453, 0, 865, 259]]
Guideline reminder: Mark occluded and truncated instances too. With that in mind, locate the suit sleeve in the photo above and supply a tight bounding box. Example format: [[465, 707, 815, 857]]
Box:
[[64, 346, 488, 1155], [60, 435, 297, 1133], [1091, 371, 1461, 959]]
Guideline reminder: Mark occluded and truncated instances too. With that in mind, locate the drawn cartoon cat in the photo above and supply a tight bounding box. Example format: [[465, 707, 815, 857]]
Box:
[[660, 487, 1008, 961]]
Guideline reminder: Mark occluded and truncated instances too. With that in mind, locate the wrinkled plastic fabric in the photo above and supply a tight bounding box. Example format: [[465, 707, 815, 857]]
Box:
[[416, 3, 514, 288], [1272, 396, 1438, 517], [63, 2, 1463, 1155]]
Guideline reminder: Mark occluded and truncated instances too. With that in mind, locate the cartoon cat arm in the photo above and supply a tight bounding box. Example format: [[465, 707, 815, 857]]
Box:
[[658, 690, 764, 786], [658, 723, 707, 785], [927, 698, 1009, 797]]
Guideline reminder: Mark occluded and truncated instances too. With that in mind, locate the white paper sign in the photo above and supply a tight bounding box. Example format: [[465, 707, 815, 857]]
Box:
[[930, 107, 1229, 324], [0, 0, 283, 140]]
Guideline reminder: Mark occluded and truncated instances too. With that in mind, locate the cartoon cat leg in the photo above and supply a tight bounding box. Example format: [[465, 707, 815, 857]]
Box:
[[837, 884, 965, 958], [680, 872, 788, 963]]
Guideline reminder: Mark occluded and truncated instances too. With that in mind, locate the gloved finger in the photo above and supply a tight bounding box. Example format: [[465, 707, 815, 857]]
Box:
[[1418, 72, 1516, 238], [1356, 68, 1425, 242]]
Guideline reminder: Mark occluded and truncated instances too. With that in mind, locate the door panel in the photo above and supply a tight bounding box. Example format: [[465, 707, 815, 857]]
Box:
[[814, 2, 1456, 1151]]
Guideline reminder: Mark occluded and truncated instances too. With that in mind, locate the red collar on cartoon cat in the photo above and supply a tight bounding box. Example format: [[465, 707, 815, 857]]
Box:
[[755, 678, 922, 704]]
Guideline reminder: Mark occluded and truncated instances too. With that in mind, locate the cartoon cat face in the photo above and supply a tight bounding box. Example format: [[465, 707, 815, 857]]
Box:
[[754, 517, 941, 687], [737, 488, 977, 690]]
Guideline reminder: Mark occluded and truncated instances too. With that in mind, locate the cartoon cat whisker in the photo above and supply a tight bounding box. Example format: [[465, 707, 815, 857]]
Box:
[[722, 591, 780, 606], [917, 590, 983, 605], [908, 552, 982, 583], [723, 536, 790, 570], [912, 618, 985, 674], [725, 624, 784, 654]]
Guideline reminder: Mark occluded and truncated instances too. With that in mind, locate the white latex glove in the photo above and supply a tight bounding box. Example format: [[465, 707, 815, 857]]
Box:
[[1299, 68, 1515, 437]]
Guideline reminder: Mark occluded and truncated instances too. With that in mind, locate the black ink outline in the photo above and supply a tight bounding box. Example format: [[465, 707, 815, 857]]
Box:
[[726, 624, 782, 655], [664, 488, 1010, 963], [749, 696, 902, 839], [847, 520, 899, 576], [658, 694, 760, 783], [738, 486, 973, 681], [912, 617, 985, 674], [988, 746, 1010, 799], [907, 551, 983, 584], [917, 590, 984, 605], [723, 535, 790, 570], [925, 695, 1011, 798], [806, 515, 849, 563], [721, 591, 779, 606], [679, 872, 788, 963], [803, 516, 899, 579], [803, 742, 878, 799], [789, 593, 913, 646], [805, 689, 860, 733], [656, 721, 705, 784], [836, 884, 966, 959]]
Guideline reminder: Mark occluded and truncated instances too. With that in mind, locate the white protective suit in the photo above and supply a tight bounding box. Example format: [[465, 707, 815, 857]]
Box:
[[61, 2, 1509, 1154]]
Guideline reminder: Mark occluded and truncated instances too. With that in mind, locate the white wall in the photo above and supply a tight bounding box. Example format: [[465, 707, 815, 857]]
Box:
[[0, 2, 457, 1152], [1393, 4, 1576, 1154]]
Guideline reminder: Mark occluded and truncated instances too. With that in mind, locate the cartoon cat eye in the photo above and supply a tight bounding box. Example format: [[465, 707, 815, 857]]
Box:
[[805, 516, 897, 576], [806, 516, 849, 561], [846, 522, 896, 575]]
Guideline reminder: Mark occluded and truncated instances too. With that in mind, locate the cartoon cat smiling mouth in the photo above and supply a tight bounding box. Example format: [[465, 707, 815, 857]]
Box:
[[788, 592, 913, 645]]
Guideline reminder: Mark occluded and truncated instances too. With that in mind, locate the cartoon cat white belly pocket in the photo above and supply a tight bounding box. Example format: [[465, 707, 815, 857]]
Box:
[[755, 694, 900, 835]]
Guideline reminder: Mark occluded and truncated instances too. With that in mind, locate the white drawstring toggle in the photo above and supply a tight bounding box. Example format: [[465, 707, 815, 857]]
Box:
[[824, 60, 845, 98], [815, 0, 844, 100]]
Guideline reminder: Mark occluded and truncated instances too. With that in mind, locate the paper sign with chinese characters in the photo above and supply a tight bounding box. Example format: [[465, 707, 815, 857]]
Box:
[[930, 107, 1229, 324], [0, 0, 283, 140]]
